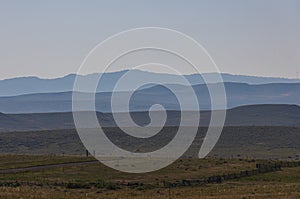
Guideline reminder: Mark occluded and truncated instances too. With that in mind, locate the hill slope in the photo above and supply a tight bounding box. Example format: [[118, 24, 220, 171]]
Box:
[[0, 104, 299, 132], [0, 82, 299, 113]]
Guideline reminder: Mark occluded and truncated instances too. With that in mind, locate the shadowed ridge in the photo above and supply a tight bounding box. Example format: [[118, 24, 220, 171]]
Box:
[[229, 104, 300, 110], [0, 104, 300, 132]]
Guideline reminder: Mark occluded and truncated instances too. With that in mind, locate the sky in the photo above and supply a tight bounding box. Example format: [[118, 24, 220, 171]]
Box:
[[0, 0, 299, 80]]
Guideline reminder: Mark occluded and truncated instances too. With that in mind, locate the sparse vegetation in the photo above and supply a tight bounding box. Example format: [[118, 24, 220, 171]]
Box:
[[0, 126, 299, 161], [0, 155, 299, 198]]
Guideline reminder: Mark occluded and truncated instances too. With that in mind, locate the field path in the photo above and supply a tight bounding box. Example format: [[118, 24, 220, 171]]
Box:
[[0, 160, 98, 174]]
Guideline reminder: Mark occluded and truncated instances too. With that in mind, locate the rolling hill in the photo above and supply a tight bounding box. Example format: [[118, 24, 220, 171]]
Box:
[[0, 104, 299, 132], [0, 82, 299, 113]]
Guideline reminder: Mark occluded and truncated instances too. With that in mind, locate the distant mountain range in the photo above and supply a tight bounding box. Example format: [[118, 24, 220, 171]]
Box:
[[0, 82, 299, 113], [0, 104, 299, 132], [1, 70, 299, 97], [1, 71, 299, 158]]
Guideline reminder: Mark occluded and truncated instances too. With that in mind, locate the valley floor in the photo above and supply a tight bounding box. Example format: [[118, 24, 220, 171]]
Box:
[[0, 155, 299, 198]]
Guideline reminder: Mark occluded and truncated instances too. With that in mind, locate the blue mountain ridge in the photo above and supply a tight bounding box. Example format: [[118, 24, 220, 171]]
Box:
[[1, 70, 299, 97], [0, 82, 299, 113]]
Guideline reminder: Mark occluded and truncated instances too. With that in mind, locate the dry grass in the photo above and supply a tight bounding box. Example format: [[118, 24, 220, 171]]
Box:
[[0, 181, 299, 199], [0, 155, 299, 198], [0, 157, 256, 185], [0, 154, 94, 169]]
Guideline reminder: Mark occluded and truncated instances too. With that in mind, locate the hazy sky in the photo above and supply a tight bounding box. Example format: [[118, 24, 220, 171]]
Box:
[[0, 0, 299, 79]]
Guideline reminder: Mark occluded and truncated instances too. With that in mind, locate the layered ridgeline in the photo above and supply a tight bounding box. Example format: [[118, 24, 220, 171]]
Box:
[[0, 71, 299, 158], [1, 70, 300, 97], [0, 82, 299, 113], [0, 104, 299, 132]]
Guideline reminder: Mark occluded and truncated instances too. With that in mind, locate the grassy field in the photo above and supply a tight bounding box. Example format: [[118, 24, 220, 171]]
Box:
[[0, 155, 256, 184], [0, 155, 299, 198], [0, 126, 299, 161], [0, 126, 299, 198], [0, 154, 94, 169]]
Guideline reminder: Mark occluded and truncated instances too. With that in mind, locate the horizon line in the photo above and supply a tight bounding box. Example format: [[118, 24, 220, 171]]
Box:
[[1, 69, 299, 81]]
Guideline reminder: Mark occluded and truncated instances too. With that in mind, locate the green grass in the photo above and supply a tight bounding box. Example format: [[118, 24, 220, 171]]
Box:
[[0, 154, 94, 170], [0, 155, 299, 198], [236, 166, 300, 183], [0, 157, 256, 185]]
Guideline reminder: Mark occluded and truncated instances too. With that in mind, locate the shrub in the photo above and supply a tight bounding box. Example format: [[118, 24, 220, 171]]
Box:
[[105, 183, 120, 190], [66, 182, 91, 189], [94, 179, 106, 189]]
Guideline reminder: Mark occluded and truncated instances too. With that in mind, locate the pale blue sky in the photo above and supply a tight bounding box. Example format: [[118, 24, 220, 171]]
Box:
[[0, 0, 299, 79]]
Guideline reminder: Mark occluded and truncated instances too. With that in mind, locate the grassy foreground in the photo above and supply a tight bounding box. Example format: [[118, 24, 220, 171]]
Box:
[[0, 155, 299, 198]]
